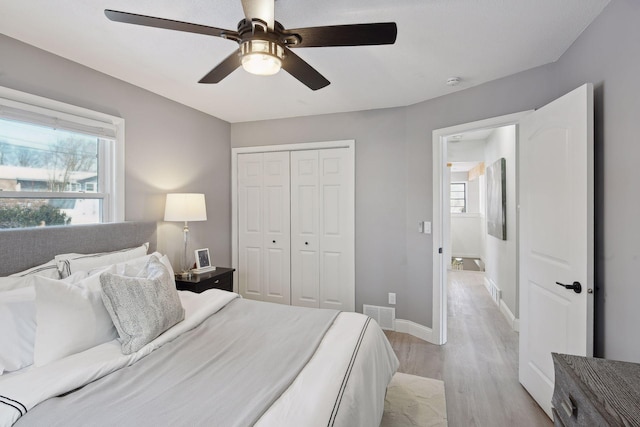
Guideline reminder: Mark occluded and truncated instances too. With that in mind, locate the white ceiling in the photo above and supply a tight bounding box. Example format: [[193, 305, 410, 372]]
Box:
[[0, 0, 610, 123]]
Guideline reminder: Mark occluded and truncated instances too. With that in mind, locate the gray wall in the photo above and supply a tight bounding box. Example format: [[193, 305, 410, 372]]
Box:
[[551, 0, 640, 361], [0, 35, 232, 270], [233, 0, 640, 361], [232, 108, 414, 322], [484, 126, 517, 318]]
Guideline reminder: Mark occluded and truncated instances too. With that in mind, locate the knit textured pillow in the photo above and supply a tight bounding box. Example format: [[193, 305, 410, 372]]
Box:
[[100, 255, 184, 354]]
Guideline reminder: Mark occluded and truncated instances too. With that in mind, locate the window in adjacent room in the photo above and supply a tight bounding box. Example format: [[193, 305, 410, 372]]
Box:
[[0, 88, 124, 229], [450, 182, 467, 213]]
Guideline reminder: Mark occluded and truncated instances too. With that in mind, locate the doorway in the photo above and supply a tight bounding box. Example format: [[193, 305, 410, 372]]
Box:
[[431, 85, 594, 418], [431, 111, 530, 345]]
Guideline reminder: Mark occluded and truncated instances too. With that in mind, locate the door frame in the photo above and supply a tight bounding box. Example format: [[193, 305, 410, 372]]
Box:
[[231, 140, 355, 294], [431, 112, 530, 345]]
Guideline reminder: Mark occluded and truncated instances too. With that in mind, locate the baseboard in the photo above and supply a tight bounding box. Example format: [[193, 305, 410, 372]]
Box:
[[395, 319, 435, 344], [499, 300, 519, 332]]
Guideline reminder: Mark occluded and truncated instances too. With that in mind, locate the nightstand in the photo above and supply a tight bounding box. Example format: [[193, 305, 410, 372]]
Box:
[[552, 353, 640, 426], [175, 267, 235, 293]]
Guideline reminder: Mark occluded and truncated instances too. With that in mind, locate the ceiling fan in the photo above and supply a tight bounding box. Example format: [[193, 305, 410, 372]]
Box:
[[105, 0, 397, 90]]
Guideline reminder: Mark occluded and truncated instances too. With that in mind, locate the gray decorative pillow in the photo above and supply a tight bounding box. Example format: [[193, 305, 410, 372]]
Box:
[[99, 255, 184, 355]]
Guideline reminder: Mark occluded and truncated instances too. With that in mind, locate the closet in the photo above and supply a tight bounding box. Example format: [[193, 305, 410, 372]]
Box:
[[235, 142, 354, 311]]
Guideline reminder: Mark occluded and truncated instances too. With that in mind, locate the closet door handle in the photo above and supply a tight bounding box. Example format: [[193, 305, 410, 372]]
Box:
[[305, 242, 309, 245], [272, 240, 276, 244]]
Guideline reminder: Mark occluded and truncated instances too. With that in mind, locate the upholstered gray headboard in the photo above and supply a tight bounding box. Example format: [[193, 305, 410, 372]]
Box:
[[0, 221, 157, 276]]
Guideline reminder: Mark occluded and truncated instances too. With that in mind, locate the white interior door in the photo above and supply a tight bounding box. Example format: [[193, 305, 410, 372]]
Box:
[[291, 148, 355, 311], [518, 84, 594, 417], [318, 148, 354, 311], [262, 152, 291, 304], [237, 153, 264, 301], [238, 152, 290, 304], [291, 150, 320, 307]]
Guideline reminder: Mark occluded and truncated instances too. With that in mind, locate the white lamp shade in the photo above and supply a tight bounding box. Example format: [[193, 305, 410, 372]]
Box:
[[164, 193, 207, 222]]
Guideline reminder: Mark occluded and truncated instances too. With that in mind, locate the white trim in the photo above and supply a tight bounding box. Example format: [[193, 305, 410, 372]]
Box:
[[432, 111, 531, 346], [232, 140, 354, 155], [231, 140, 355, 297], [0, 86, 125, 223], [500, 300, 520, 332], [0, 86, 122, 133], [395, 319, 434, 343]]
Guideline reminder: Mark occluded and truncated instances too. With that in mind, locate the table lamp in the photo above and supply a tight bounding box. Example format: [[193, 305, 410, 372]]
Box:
[[164, 193, 207, 276]]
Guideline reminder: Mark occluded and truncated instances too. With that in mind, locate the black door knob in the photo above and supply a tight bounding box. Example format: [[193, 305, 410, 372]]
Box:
[[272, 240, 276, 243], [555, 281, 582, 294], [305, 242, 309, 245]]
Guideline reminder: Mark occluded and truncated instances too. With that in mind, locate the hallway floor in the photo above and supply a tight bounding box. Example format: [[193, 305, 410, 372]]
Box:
[[385, 270, 551, 426]]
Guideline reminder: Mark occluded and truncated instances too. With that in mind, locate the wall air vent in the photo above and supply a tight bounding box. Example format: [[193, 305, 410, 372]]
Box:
[[363, 304, 396, 330]]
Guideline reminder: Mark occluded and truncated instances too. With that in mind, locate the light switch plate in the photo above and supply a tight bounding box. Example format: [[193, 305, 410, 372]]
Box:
[[423, 221, 431, 234]]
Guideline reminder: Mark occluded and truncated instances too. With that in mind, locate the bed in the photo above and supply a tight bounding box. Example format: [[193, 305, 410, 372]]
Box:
[[0, 222, 398, 426]]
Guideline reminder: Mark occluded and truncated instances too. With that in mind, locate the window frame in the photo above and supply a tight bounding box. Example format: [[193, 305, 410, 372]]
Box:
[[0, 86, 125, 224], [450, 181, 467, 214]]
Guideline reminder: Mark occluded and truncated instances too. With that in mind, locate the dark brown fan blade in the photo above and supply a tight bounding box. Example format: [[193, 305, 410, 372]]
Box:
[[287, 22, 397, 48], [105, 9, 237, 39], [281, 48, 330, 90], [199, 49, 242, 84]]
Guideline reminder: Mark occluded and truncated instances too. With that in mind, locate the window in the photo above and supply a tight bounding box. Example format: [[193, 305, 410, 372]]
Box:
[[450, 182, 466, 213], [0, 87, 124, 229]]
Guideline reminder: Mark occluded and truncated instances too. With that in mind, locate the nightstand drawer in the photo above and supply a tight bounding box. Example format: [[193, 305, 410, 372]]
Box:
[[175, 267, 235, 293], [552, 354, 610, 426], [551, 353, 640, 427]]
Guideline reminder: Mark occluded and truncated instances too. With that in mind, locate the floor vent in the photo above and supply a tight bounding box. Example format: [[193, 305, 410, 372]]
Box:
[[363, 304, 396, 330], [485, 279, 501, 305]]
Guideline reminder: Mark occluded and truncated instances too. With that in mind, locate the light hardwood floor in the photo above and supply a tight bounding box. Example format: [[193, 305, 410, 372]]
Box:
[[384, 270, 552, 427]]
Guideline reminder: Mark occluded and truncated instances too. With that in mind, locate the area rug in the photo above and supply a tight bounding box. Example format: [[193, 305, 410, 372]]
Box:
[[380, 372, 448, 427]]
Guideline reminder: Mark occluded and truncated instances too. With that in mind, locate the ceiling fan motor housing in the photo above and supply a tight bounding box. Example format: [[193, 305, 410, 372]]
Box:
[[237, 19, 287, 75]]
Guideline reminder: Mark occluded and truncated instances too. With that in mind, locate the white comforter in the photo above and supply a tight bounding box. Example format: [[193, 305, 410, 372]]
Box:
[[0, 290, 398, 427]]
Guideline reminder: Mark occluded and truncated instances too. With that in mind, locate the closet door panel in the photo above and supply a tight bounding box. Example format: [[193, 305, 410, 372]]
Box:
[[291, 150, 320, 308], [262, 152, 291, 304], [238, 153, 264, 301], [237, 145, 353, 310], [319, 148, 354, 311]]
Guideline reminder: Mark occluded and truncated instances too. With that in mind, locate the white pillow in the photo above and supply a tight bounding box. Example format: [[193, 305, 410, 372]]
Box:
[[55, 243, 149, 278], [8, 259, 60, 279], [0, 287, 36, 374], [87, 251, 169, 277], [33, 268, 118, 367]]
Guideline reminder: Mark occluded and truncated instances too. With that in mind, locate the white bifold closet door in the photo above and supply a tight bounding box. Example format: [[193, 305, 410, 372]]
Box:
[[291, 148, 354, 311], [237, 152, 291, 304], [237, 147, 354, 311]]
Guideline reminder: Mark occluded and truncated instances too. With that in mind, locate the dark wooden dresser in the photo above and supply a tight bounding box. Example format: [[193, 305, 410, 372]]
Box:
[[552, 353, 640, 426]]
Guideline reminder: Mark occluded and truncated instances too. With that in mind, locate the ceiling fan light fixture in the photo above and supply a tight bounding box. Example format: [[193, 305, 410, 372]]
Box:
[[240, 39, 284, 76]]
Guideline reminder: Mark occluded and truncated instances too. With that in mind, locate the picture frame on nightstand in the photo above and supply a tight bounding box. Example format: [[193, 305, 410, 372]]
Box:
[[193, 248, 215, 273]]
